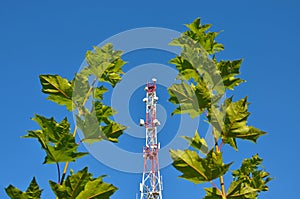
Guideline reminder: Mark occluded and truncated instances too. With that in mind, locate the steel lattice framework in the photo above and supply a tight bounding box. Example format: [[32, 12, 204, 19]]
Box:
[[139, 78, 163, 199]]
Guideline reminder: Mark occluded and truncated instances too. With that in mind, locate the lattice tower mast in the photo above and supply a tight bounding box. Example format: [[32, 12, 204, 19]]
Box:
[[139, 78, 163, 199]]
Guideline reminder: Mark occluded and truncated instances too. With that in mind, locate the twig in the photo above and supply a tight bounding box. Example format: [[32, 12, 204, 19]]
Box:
[[212, 127, 227, 199], [56, 163, 61, 185], [210, 181, 223, 196]]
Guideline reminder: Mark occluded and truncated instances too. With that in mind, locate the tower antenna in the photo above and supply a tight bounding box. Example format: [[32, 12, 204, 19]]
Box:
[[139, 78, 163, 199]]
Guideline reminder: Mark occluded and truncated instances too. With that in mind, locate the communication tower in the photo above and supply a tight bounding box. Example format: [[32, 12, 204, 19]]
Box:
[[139, 78, 163, 199]]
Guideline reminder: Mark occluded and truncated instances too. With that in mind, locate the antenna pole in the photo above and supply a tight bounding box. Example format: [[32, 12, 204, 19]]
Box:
[[139, 78, 163, 199]]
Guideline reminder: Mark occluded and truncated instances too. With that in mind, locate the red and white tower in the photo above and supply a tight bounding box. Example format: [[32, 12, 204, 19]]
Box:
[[139, 78, 163, 199]]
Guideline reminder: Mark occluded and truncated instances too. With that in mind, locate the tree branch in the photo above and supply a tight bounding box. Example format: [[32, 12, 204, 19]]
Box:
[[56, 163, 61, 185], [212, 127, 227, 199], [60, 77, 97, 184]]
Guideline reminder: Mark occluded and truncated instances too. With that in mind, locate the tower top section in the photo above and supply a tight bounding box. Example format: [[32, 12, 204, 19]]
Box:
[[145, 78, 157, 93]]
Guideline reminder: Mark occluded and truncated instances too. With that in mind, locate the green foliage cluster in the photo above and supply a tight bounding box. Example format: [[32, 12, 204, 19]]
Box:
[[49, 167, 117, 199], [5, 43, 127, 198], [168, 18, 271, 199]]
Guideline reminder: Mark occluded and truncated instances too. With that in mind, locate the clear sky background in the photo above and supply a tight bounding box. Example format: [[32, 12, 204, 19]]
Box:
[[0, 0, 299, 198]]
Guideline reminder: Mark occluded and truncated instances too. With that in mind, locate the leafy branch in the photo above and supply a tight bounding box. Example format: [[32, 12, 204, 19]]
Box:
[[168, 18, 271, 199], [5, 43, 127, 198]]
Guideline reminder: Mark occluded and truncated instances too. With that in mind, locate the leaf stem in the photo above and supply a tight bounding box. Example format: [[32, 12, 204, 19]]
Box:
[[56, 163, 61, 185], [210, 181, 223, 196], [82, 78, 97, 106], [219, 139, 224, 151], [212, 128, 227, 199], [216, 145, 226, 199], [61, 124, 78, 184]]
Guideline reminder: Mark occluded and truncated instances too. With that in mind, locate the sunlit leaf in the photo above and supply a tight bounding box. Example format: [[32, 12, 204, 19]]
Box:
[[182, 130, 208, 154], [183, 18, 224, 54], [84, 43, 126, 87], [24, 115, 87, 164], [76, 177, 117, 199], [40, 75, 73, 111], [170, 34, 225, 95], [168, 79, 214, 118], [216, 59, 245, 90], [28, 114, 70, 143], [76, 111, 104, 144], [72, 72, 90, 107], [208, 97, 267, 150], [76, 107, 126, 144], [5, 177, 42, 199], [169, 56, 200, 81], [102, 120, 126, 143], [168, 81, 202, 118], [50, 167, 117, 199], [203, 187, 223, 199], [93, 86, 108, 101], [170, 149, 231, 183], [44, 134, 87, 164], [226, 155, 272, 198], [94, 101, 116, 124]]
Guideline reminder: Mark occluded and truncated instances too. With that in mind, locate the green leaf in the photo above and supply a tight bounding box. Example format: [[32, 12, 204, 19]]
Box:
[[25, 114, 70, 143], [44, 134, 87, 164], [167, 18, 230, 122], [24, 178, 42, 199], [49, 167, 91, 198], [169, 56, 201, 81], [183, 18, 224, 54], [24, 115, 87, 164], [72, 72, 90, 107], [226, 180, 258, 199], [94, 101, 116, 124], [227, 155, 272, 199], [76, 111, 104, 144], [170, 34, 225, 95], [168, 80, 214, 118], [232, 154, 262, 178], [168, 29, 226, 120], [208, 97, 267, 150], [50, 167, 117, 199], [76, 108, 126, 144], [203, 187, 223, 199], [102, 120, 126, 143], [5, 185, 24, 199], [216, 59, 245, 90], [5, 177, 42, 199], [40, 75, 73, 111], [224, 97, 266, 149], [76, 177, 117, 199], [170, 149, 231, 184], [168, 81, 202, 118], [182, 130, 208, 154], [93, 86, 108, 100], [84, 43, 126, 87], [169, 55, 221, 102]]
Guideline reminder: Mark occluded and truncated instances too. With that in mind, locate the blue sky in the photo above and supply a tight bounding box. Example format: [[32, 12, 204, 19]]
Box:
[[0, 0, 299, 198]]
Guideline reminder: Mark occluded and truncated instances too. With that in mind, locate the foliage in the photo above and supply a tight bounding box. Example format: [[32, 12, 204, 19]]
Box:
[[168, 18, 271, 198], [5, 43, 127, 198], [49, 167, 117, 199], [170, 148, 232, 184], [5, 178, 42, 199], [23, 115, 87, 164]]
